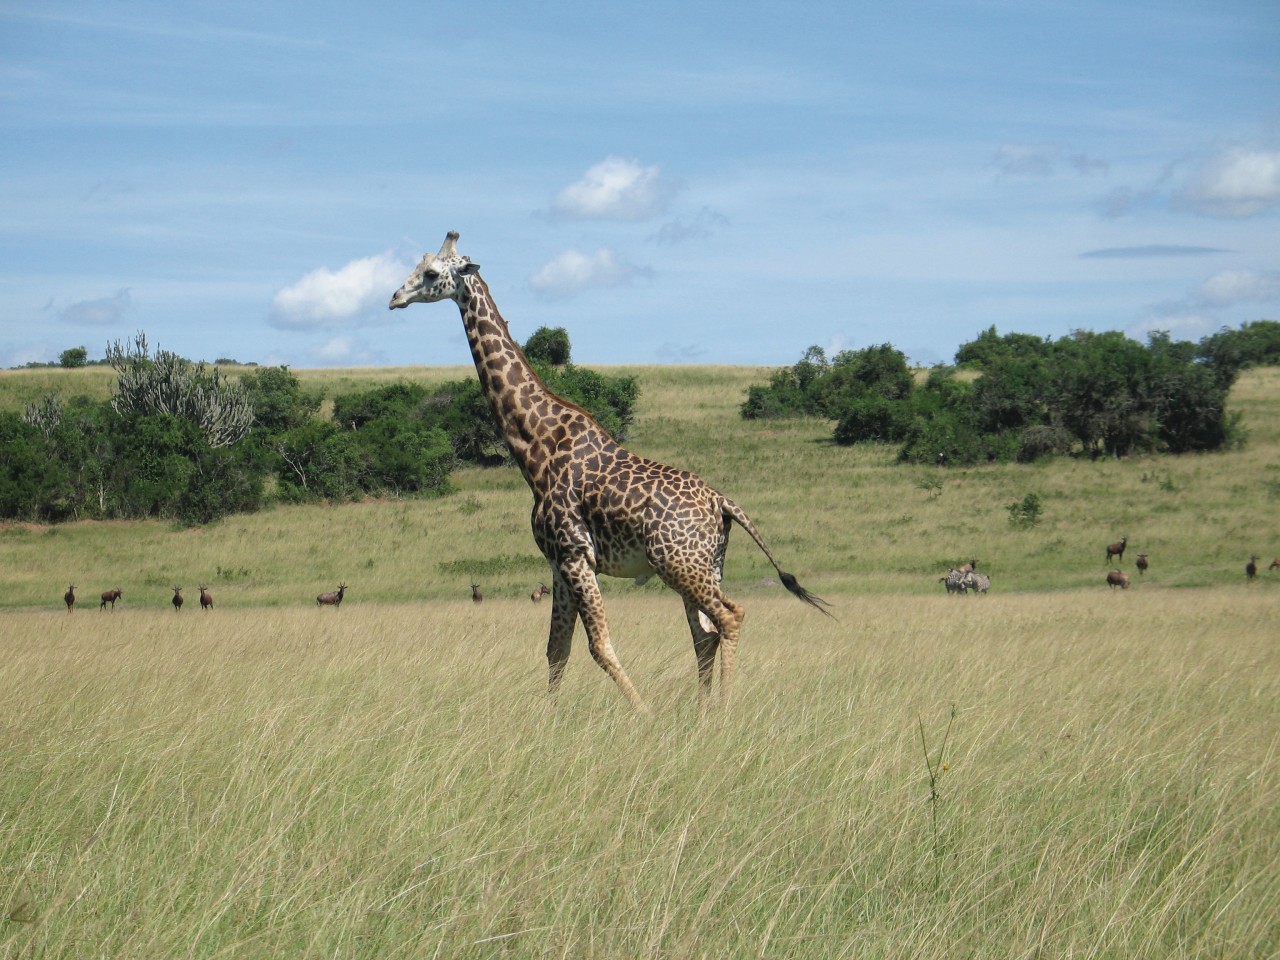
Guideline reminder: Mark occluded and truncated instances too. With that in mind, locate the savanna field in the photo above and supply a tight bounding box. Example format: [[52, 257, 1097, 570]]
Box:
[[1, 363, 1278, 958]]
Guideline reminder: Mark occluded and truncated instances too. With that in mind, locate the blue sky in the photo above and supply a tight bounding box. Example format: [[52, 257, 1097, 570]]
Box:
[[1, 0, 1277, 370]]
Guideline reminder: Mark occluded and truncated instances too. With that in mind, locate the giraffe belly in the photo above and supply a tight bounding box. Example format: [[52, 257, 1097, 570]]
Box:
[[595, 542, 655, 581]]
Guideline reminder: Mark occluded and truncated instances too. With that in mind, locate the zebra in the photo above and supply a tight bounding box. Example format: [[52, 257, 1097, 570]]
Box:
[[966, 571, 991, 594], [940, 568, 968, 595]]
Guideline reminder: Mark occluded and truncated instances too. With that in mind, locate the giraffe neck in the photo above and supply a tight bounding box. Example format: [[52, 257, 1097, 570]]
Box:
[[456, 275, 575, 487]]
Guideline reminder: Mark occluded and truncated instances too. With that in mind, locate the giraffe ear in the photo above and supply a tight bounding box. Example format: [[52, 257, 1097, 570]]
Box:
[[459, 260, 480, 275]]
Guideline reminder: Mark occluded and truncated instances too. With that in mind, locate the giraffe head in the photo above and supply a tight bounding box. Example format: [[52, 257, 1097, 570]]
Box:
[[388, 231, 481, 310]]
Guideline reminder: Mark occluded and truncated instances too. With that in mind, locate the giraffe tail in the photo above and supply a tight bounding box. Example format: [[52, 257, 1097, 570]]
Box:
[[721, 498, 835, 619]]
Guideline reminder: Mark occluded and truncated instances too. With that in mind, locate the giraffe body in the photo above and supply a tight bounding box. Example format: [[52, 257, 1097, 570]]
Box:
[[391, 232, 830, 713]]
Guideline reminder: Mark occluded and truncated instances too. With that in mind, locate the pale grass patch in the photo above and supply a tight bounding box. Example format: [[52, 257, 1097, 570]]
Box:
[[2, 590, 1277, 957]]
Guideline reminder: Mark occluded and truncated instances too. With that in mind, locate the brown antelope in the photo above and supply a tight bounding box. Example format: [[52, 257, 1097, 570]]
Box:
[[199, 585, 213, 610], [64, 583, 75, 613], [317, 583, 347, 608], [957, 558, 977, 575], [471, 583, 483, 604], [172, 586, 184, 612], [1135, 553, 1148, 575], [1269, 558, 1280, 571], [530, 582, 549, 603], [1106, 536, 1127, 564], [1246, 555, 1258, 581], [1106, 570, 1129, 590], [100, 587, 122, 611]]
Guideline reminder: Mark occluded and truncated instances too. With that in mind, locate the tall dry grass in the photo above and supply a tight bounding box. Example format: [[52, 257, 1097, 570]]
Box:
[[1, 591, 1276, 957]]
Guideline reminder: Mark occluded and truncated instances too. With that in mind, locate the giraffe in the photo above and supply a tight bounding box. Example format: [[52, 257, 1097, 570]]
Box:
[[390, 232, 832, 714]]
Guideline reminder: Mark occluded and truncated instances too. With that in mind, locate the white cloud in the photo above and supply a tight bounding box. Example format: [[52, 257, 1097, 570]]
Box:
[[1195, 269, 1280, 307], [304, 335, 387, 367], [1130, 268, 1280, 344], [1177, 147, 1280, 217], [528, 248, 649, 300], [270, 252, 410, 330], [550, 157, 675, 221], [59, 288, 131, 326]]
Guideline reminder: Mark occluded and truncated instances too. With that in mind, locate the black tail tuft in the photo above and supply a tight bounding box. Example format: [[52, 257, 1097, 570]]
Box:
[[780, 571, 836, 619]]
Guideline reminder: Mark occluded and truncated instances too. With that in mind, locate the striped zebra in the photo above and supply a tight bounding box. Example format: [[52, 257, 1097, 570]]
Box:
[[940, 568, 968, 595], [965, 571, 991, 594]]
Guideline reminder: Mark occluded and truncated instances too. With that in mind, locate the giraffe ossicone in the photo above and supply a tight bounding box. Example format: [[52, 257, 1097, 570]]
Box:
[[390, 231, 832, 714]]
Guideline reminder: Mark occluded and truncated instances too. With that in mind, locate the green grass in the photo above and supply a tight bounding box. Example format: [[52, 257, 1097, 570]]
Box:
[[1, 363, 1279, 956], [2, 364, 1278, 607]]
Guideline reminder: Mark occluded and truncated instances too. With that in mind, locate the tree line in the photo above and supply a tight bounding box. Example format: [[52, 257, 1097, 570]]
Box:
[[0, 327, 636, 525], [741, 320, 1280, 465]]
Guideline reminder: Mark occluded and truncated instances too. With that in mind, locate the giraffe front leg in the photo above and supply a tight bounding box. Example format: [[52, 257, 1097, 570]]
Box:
[[559, 555, 651, 716], [546, 572, 576, 696]]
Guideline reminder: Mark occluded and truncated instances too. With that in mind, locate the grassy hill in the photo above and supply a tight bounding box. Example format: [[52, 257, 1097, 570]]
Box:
[[1, 362, 1278, 608], [1, 363, 1277, 956]]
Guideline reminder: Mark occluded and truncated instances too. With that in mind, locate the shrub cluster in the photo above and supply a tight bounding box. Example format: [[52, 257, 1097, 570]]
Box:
[[1, 333, 640, 524], [743, 324, 1261, 465]]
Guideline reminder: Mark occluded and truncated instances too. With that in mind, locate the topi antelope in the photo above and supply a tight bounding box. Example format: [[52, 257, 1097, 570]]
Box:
[[471, 583, 483, 604], [1135, 553, 1148, 575], [317, 583, 347, 608], [64, 583, 75, 613], [1106, 570, 1129, 590], [199, 585, 213, 610], [1106, 536, 1127, 564], [1270, 558, 1280, 571], [1246, 555, 1258, 581], [957, 558, 977, 575], [100, 587, 122, 611], [531, 582, 549, 603], [172, 586, 183, 612]]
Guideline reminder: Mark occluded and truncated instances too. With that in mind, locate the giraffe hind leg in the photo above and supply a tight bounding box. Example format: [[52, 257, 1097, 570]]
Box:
[[666, 568, 743, 709], [683, 598, 721, 715], [546, 572, 576, 695]]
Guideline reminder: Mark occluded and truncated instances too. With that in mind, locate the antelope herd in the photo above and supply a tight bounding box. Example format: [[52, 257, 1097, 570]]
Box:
[[933, 535, 1276, 595], [51, 577, 600, 611], [51, 542, 1280, 614]]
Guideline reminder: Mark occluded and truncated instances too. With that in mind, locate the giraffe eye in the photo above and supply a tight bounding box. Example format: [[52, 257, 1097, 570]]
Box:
[[422, 269, 439, 282]]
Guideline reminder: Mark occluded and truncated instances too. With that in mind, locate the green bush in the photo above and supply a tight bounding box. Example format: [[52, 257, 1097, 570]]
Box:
[[523, 326, 572, 365]]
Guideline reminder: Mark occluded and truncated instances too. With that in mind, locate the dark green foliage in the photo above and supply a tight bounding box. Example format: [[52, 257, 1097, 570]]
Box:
[[272, 415, 454, 504], [955, 326, 1051, 368], [748, 327, 1241, 465], [272, 420, 360, 503], [350, 419, 454, 497], [1, 337, 640, 522], [0, 413, 73, 522], [342, 365, 640, 469], [744, 344, 913, 422], [241, 366, 322, 436], [742, 345, 833, 419], [1195, 319, 1280, 389], [523, 326, 572, 365], [0, 403, 264, 523], [59, 346, 89, 369]]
